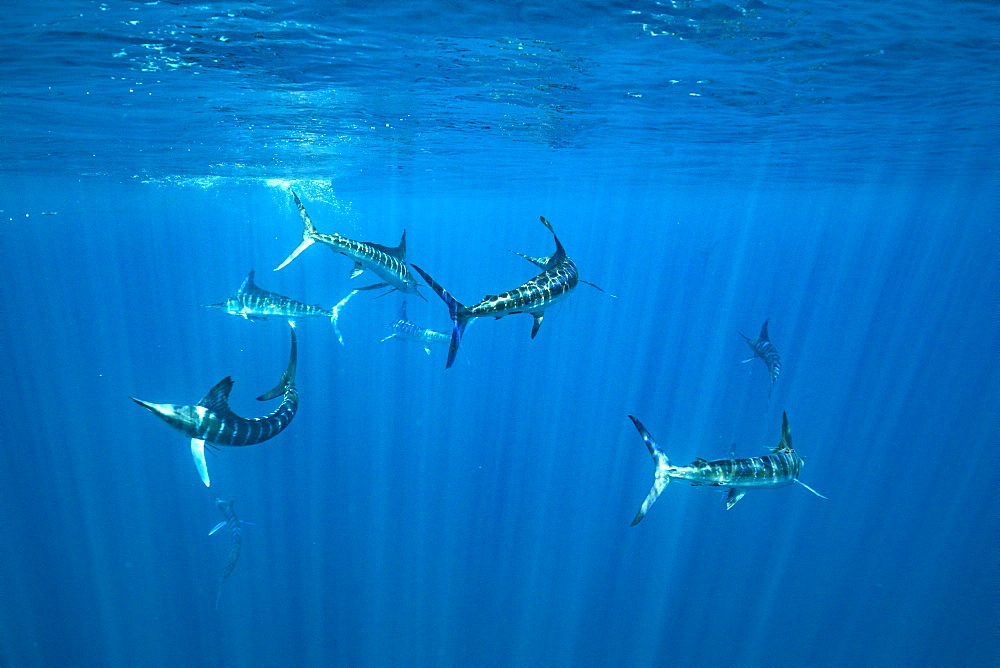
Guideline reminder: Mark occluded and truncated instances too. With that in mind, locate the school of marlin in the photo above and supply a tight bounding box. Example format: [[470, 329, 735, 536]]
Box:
[[130, 189, 826, 607]]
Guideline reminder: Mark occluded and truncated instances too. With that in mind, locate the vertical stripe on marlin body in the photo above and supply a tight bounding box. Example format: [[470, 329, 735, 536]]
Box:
[[626, 412, 826, 525], [130, 323, 299, 487], [411, 215, 612, 368], [206, 269, 358, 345], [740, 319, 781, 397], [273, 189, 424, 298]]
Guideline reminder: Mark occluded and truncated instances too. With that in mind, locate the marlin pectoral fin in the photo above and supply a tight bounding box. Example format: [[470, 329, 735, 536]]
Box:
[[580, 280, 617, 298], [209, 521, 226, 536], [725, 488, 746, 509], [356, 282, 390, 291], [794, 479, 828, 499], [350, 261, 364, 279], [739, 357, 755, 364], [191, 438, 211, 487], [423, 346, 431, 355], [530, 312, 545, 338]]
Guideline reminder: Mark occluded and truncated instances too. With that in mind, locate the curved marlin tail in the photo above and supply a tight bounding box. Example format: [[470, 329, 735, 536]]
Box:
[[740, 319, 781, 397], [207, 269, 358, 344], [274, 189, 423, 298], [130, 324, 298, 487], [209, 497, 249, 610], [411, 216, 610, 368], [626, 412, 826, 525]]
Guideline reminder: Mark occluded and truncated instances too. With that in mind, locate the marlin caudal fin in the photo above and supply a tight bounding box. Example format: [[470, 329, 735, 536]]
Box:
[[538, 216, 566, 263], [627, 415, 671, 526], [274, 189, 318, 271], [410, 264, 470, 369], [330, 289, 358, 346], [257, 324, 297, 401]]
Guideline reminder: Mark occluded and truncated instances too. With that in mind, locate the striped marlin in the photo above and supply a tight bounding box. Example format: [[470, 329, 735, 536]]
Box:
[[207, 269, 358, 344], [380, 300, 450, 354], [627, 412, 826, 525], [209, 497, 248, 610], [411, 216, 609, 368], [130, 324, 298, 487], [274, 189, 423, 297], [739, 319, 781, 397]]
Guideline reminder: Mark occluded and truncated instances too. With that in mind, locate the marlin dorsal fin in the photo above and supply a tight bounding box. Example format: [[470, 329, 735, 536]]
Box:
[[773, 411, 793, 452], [367, 229, 408, 261], [759, 319, 770, 341], [199, 377, 236, 415], [239, 270, 256, 294]]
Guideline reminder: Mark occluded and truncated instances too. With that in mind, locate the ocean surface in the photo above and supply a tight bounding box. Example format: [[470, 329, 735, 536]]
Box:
[[1, 0, 997, 665]]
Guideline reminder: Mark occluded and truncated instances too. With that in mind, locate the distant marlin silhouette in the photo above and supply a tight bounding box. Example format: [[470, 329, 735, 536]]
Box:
[[626, 412, 826, 525], [274, 189, 424, 298], [380, 300, 450, 354], [740, 319, 781, 397], [411, 216, 610, 368], [207, 269, 358, 344], [209, 497, 251, 610], [130, 324, 298, 487]]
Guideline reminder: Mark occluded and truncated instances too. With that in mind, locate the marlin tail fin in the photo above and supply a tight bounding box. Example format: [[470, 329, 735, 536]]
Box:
[[410, 264, 470, 369], [627, 415, 671, 526], [274, 189, 319, 271], [330, 290, 358, 346], [257, 324, 297, 401]]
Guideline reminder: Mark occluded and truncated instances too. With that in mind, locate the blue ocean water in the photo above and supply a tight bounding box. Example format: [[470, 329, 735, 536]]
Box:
[[1, 0, 998, 664]]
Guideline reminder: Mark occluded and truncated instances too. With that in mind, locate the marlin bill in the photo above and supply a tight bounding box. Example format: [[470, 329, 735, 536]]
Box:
[[380, 300, 450, 354], [411, 216, 610, 368], [209, 497, 250, 610], [274, 189, 423, 297], [207, 269, 358, 344], [739, 319, 781, 397], [130, 324, 298, 487], [626, 412, 826, 525]]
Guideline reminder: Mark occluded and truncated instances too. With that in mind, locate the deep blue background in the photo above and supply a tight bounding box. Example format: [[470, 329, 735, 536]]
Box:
[[1, 1, 997, 665]]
